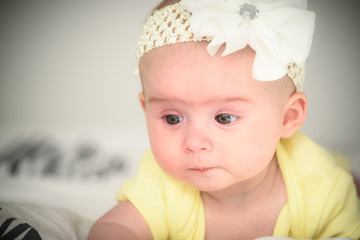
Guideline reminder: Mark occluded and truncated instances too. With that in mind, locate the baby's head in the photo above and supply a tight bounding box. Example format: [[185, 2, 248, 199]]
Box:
[[137, 0, 315, 92], [136, 0, 315, 190]]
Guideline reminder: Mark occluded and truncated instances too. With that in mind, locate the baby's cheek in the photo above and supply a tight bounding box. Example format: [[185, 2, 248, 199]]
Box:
[[155, 152, 184, 180], [151, 138, 179, 164]]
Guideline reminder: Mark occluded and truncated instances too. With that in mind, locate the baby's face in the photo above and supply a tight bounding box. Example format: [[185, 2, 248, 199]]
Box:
[[139, 42, 292, 191]]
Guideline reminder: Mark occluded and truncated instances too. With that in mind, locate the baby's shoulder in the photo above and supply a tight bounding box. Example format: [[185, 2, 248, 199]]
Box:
[[278, 132, 349, 184], [276, 133, 360, 237], [278, 132, 354, 202]]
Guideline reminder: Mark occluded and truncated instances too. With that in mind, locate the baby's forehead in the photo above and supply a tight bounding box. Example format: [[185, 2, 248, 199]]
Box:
[[140, 42, 295, 95]]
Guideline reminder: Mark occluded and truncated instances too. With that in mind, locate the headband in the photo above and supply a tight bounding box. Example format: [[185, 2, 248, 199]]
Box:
[[137, 0, 315, 91]]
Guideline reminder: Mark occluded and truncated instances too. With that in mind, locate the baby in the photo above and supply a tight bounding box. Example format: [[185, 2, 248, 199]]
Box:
[[89, 0, 360, 239]]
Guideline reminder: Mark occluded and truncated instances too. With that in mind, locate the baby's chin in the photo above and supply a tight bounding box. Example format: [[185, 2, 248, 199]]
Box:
[[191, 181, 241, 194], [179, 171, 240, 192]]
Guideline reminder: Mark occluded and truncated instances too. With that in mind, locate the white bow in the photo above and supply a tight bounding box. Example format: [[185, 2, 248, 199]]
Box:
[[180, 0, 315, 81]]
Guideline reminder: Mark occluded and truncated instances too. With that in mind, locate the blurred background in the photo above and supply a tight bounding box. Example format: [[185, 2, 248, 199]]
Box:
[[0, 0, 359, 173]]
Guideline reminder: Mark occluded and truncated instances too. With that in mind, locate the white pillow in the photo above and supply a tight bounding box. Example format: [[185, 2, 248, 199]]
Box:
[[0, 202, 92, 240]]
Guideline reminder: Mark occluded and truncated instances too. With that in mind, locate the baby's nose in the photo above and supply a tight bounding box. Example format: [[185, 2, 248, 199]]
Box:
[[182, 124, 213, 153]]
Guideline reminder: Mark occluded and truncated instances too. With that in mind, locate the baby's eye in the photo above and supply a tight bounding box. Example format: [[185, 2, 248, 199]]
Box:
[[165, 115, 183, 125], [215, 114, 238, 125]]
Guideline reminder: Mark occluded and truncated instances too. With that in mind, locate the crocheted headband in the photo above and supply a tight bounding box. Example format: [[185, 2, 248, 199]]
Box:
[[137, 0, 316, 91]]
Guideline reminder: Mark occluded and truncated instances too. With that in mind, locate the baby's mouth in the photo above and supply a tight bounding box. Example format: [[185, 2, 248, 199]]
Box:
[[189, 167, 215, 175]]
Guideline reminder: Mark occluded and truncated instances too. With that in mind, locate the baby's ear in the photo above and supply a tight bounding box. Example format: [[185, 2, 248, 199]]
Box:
[[281, 92, 307, 138], [138, 92, 146, 112]]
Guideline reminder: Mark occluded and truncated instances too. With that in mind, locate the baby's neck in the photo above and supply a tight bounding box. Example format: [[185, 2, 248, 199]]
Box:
[[201, 155, 285, 209], [201, 156, 287, 239]]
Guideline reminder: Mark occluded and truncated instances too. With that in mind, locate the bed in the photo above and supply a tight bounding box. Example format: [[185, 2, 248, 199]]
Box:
[[0, 131, 147, 240]]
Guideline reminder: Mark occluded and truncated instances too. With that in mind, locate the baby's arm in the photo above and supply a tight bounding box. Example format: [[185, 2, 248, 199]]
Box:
[[88, 201, 152, 240]]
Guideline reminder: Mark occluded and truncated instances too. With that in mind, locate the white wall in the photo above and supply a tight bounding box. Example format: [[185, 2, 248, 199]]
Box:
[[304, 0, 360, 151], [0, 0, 359, 166]]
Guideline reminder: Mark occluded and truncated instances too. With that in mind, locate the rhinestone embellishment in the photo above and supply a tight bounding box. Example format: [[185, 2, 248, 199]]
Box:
[[238, 3, 259, 20]]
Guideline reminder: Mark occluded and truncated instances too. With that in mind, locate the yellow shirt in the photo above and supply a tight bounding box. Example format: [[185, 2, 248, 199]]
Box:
[[117, 132, 360, 239]]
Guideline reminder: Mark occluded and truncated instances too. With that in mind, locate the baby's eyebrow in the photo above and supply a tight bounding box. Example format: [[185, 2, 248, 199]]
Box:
[[219, 97, 251, 103], [146, 97, 177, 104]]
